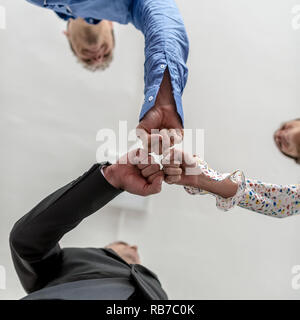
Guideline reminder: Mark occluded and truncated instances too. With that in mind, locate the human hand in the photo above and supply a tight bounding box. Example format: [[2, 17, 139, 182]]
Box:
[[136, 70, 183, 154], [162, 149, 238, 198], [162, 149, 200, 186], [103, 149, 164, 196], [136, 105, 183, 155]]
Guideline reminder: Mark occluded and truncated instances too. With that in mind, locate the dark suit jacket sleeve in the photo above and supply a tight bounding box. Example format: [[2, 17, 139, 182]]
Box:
[[9, 164, 123, 293]]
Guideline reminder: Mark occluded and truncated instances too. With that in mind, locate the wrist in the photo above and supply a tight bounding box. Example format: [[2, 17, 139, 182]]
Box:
[[219, 177, 238, 198], [195, 173, 238, 199], [206, 177, 238, 198], [195, 173, 213, 190], [103, 164, 121, 189]]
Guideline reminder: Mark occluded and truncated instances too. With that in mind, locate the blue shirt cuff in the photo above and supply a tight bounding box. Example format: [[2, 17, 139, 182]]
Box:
[[139, 89, 184, 126]]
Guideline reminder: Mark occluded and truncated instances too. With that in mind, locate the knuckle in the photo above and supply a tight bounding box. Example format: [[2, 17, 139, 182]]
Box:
[[141, 171, 148, 178], [153, 164, 160, 171]]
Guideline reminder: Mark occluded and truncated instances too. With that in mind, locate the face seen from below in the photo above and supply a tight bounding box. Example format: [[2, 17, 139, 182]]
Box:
[[274, 119, 300, 159], [65, 18, 115, 71], [106, 241, 141, 265]]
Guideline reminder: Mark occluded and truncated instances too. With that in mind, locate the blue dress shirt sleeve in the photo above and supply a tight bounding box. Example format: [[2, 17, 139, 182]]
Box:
[[25, 0, 189, 124], [132, 0, 189, 124]]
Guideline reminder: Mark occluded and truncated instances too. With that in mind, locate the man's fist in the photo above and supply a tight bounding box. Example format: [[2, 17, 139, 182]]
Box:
[[137, 70, 183, 154], [103, 149, 164, 196]]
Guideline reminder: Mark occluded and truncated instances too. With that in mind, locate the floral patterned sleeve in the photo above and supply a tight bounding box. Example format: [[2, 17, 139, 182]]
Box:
[[184, 158, 300, 218], [237, 180, 300, 218]]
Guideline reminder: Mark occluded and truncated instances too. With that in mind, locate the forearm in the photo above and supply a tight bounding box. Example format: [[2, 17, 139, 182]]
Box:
[[186, 165, 300, 217], [182, 157, 239, 198], [135, 0, 189, 122], [200, 176, 239, 199], [10, 164, 122, 264], [237, 180, 300, 218], [182, 157, 246, 211], [10, 164, 123, 292]]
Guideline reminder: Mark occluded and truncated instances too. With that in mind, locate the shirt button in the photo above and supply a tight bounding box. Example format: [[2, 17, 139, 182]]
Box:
[[66, 5, 73, 14], [148, 96, 154, 102], [160, 64, 165, 69]]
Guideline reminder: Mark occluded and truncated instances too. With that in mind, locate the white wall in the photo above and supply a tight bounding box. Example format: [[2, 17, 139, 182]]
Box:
[[0, 0, 300, 299]]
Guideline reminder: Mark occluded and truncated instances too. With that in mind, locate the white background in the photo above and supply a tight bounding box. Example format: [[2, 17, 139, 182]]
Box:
[[1, 0, 300, 299]]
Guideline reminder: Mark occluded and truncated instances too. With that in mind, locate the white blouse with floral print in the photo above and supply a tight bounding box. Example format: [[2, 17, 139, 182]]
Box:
[[184, 158, 300, 218]]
